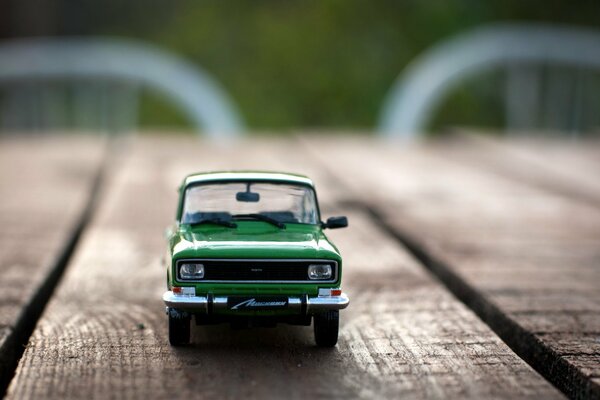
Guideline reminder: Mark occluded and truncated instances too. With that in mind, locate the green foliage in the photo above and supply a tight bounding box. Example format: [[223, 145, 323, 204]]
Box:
[[91, 0, 600, 132]]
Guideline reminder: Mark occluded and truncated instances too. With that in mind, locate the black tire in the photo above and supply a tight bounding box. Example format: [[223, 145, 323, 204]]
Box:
[[313, 310, 339, 347], [168, 311, 191, 346]]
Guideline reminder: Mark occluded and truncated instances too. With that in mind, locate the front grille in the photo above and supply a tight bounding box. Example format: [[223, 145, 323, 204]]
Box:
[[176, 259, 337, 283]]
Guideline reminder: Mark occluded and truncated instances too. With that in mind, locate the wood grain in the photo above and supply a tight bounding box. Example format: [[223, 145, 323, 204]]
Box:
[[0, 135, 105, 390], [301, 135, 600, 398], [7, 135, 561, 399], [444, 132, 600, 209]]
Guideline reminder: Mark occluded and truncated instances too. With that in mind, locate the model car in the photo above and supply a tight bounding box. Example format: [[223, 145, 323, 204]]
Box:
[[163, 171, 349, 346]]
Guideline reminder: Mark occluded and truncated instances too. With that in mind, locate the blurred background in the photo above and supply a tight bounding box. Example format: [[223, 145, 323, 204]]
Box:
[[0, 0, 599, 136]]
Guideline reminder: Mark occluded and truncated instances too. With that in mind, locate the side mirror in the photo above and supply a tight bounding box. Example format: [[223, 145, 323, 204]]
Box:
[[324, 216, 348, 229]]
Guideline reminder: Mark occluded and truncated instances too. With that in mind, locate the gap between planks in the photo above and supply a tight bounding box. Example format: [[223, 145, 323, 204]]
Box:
[[0, 136, 113, 397], [296, 134, 600, 400], [358, 203, 598, 400]]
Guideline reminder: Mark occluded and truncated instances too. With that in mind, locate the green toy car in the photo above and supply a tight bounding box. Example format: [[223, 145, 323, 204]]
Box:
[[163, 171, 349, 347]]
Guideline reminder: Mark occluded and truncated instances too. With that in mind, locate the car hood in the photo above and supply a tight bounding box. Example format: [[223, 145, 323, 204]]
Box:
[[171, 223, 341, 260]]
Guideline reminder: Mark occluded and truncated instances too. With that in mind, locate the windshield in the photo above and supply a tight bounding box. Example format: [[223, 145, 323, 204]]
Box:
[[181, 182, 319, 225]]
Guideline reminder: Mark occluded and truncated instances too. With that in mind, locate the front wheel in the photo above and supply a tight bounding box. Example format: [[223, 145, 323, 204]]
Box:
[[313, 310, 339, 347], [168, 309, 191, 346]]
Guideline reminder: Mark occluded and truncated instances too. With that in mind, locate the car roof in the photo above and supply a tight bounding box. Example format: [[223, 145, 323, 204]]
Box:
[[182, 171, 315, 189]]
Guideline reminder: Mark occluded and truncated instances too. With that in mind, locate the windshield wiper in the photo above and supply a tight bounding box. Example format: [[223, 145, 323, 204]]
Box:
[[232, 213, 285, 229], [188, 218, 237, 228]]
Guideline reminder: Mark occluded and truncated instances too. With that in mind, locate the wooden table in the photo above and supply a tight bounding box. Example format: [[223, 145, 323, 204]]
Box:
[[1, 133, 598, 399]]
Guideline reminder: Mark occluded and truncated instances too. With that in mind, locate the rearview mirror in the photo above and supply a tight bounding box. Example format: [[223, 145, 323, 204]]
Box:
[[324, 216, 348, 229], [236, 191, 260, 202]]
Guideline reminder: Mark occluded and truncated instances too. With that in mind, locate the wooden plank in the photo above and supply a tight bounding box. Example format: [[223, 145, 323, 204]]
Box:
[[0, 135, 105, 391], [446, 132, 600, 208], [7, 135, 561, 399], [300, 135, 600, 398]]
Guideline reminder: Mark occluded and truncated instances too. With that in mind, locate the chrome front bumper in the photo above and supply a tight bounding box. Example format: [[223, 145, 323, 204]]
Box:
[[163, 291, 350, 314]]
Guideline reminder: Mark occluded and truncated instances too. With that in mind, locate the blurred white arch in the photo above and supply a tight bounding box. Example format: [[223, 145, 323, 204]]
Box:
[[0, 37, 244, 137], [378, 23, 600, 139]]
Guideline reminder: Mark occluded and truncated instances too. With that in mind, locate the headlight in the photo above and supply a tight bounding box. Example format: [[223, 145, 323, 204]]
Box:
[[179, 263, 204, 280], [308, 264, 332, 280]]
